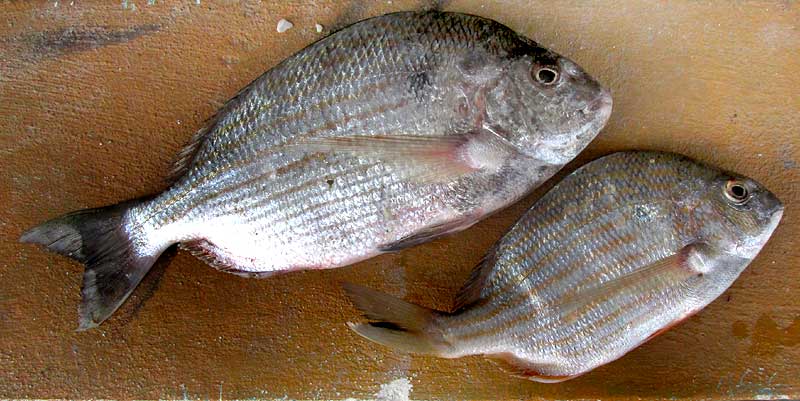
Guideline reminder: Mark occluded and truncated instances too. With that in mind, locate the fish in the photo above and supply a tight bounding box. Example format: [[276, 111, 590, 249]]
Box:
[[19, 11, 612, 330], [343, 151, 783, 382]]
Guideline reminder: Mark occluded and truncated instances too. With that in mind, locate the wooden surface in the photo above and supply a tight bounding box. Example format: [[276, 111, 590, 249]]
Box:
[[1, 1, 798, 399]]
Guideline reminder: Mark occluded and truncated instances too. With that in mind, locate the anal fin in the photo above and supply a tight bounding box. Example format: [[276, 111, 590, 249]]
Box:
[[488, 353, 582, 383], [179, 240, 275, 279]]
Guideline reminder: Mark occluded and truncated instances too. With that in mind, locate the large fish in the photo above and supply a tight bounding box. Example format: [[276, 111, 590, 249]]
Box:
[[344, 151, 783, 382], [20, 11, 612, 329]]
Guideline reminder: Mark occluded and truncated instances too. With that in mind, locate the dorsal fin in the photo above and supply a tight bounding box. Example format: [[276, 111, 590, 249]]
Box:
[[165, 73, 267, 184], [165, 125, 211, 183], [453, 245, 498, 311]]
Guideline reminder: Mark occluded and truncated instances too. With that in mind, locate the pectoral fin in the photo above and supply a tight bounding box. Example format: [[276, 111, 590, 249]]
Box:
[[559, 243, 709, 317], [292, 131, 514, 183]]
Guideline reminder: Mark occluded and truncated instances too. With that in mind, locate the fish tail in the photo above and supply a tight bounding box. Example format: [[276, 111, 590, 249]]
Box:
[[20, 198, 165, 330], [342, 282, 452, 356]]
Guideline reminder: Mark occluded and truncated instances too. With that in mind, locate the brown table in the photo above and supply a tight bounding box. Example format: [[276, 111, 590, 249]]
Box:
[[1, 1, 798, 399]]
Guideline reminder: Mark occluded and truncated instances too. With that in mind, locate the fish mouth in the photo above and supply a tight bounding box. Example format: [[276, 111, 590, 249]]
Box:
[[766, 193, 784, 217], [766, 204, 784, 234], [571, 88, 613, 143], [735, 199, 783, 259], [761, 189, 784, 230], [522, 88, 613, 164], [583, 88, 613, 124]]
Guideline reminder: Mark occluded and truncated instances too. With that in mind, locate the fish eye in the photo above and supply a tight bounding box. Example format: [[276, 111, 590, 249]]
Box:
[[724, 180, 750, 204], [533, 66, 559, 85]]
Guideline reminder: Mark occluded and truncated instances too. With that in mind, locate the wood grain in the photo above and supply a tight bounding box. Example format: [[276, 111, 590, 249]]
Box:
[[1, 1, 798, 399]]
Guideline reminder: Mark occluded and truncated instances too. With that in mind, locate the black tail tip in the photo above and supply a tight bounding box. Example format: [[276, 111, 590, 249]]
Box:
[[19, 202, 161, 330], [20, 219, 85, 258], [76, 317, 100, 332], [341, 281, 364, 297], [19, 228, 35, 243], [20, 222, 65, 244]]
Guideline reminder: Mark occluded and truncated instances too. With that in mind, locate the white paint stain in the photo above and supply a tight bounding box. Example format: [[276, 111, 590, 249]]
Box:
[[385, 257, 412, 380], [375, 377, 413, 401], [754, 394, 790, 400], [315, 23, 324, 33], [277, 19, 294, 33], [759, 22, 798, 52], [121, 0, 136, 10]]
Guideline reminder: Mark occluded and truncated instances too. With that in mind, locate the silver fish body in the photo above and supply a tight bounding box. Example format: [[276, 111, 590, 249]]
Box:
[[21, 11, 611, 329], [345, 151, 783, 382], [142, 11, 612, 273]]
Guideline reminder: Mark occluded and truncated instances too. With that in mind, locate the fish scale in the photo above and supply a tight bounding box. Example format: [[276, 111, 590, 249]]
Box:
[[22, 11, 611, 328], [344, 151, 782, 382], [466, 158, 748, 352]]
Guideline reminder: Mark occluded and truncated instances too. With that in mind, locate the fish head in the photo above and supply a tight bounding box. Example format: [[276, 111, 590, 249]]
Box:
[[699, 172, 783, 260], [492, 50, 612, 164]]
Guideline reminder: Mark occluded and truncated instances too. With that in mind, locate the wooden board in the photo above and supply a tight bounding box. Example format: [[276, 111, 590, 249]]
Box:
[[1, 1, 798, 399]]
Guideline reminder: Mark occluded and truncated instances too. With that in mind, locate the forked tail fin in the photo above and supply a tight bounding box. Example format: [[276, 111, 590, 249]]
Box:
[[20, 199, 164, 330], [342, 282, 453, 356]]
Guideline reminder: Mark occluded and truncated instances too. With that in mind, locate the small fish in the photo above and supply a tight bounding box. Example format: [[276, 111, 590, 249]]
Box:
[[344, 151, 783, 382], [20, 11, 611, 329]]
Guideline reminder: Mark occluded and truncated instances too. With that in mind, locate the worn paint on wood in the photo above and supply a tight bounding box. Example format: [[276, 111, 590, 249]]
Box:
[[1, 1, 798, 399]]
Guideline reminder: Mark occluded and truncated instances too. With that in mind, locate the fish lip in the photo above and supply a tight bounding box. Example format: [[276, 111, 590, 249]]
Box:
[[767, 195, 785, 216], [760, 190, 784, 225], [585, 88, 613, 116], [736, 202, 783, 259], [768, 204, 784, 228], [577, 88, 613, 129]]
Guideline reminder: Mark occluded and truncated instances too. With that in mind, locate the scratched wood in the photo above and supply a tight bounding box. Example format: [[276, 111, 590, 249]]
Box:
[[1, 1, 798, 399]]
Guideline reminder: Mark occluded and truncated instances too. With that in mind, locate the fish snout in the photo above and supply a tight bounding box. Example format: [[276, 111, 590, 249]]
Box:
[[766, 197, 784, 226], [578, 88, 613, 125], [755, 186, 784, 222], [589, 89, 613, 112]]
